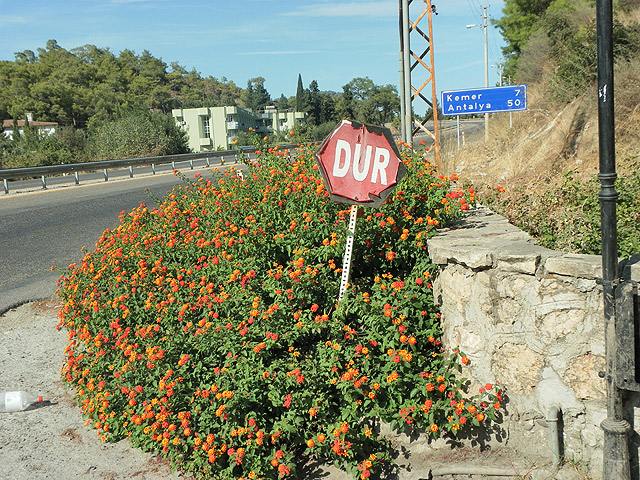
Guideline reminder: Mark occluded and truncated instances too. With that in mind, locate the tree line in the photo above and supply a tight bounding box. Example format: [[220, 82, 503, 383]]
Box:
[[0, 40, 400, 167]]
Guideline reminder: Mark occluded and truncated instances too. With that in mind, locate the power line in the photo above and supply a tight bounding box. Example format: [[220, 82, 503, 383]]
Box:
[[466, 0, 482, 18]]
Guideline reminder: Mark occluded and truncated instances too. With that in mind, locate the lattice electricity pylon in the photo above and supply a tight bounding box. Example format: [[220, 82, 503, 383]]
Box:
[[399, 0, 441, 170]]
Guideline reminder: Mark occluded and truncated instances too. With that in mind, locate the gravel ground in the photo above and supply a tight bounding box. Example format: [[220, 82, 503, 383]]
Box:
[[0, 300, 182, 480]]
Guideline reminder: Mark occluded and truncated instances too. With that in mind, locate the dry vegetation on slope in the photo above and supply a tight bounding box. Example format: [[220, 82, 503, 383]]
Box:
[[445, 1, 640, 258]]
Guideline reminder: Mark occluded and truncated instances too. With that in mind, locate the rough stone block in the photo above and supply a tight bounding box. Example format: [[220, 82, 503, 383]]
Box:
[[544, 254, 603, 280], [563, 353, 606, 401], [492, 343, 543, 394], [494, 242, 554, 275], [427, 237, 494, 268]]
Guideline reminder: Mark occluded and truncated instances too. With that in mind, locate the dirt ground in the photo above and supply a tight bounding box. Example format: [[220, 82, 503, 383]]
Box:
[[0, 300, 183, 480]]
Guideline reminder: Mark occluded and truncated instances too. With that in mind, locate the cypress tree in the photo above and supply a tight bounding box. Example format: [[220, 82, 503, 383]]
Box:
[[295, 74, 304, 112]]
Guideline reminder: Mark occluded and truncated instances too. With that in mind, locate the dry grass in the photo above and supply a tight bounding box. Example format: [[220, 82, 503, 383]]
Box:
[[443, 57, 640, 256]]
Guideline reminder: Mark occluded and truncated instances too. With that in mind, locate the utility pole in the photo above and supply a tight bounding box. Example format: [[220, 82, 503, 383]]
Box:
[[400, 0, 412, 146], [399, 53, 406, 141], [494, 63, 504, 86], [596, 0, 631, 478], [399, 0, 441, 170], [467, 1, 490, 142], [482, 2, 489, 142]]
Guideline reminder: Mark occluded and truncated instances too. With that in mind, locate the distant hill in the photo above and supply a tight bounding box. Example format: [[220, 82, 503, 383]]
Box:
[[0, 40, 244, 128]]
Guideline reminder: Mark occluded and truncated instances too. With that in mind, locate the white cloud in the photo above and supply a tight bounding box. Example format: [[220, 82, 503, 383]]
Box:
[[283, 1, 395, 18]]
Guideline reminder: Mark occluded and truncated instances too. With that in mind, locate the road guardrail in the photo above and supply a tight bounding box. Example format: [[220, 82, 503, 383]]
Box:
[[0, 144, 297, 194]]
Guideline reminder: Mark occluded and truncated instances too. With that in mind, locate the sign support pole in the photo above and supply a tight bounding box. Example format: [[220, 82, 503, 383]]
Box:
[[338, 205, 359, 301], [456, 115, 461, 150]]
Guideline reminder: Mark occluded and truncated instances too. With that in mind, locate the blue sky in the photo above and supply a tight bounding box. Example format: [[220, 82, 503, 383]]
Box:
[[0, 0, 506, 104]]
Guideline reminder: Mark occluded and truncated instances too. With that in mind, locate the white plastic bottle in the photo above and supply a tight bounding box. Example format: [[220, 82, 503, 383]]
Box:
[[0, 391, 43, 412]]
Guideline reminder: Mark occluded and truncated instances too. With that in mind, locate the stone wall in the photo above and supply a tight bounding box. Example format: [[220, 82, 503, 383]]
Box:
[[428, 207, 640, 478]]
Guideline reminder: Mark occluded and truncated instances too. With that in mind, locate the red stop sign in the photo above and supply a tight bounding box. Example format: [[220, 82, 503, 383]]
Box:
[[315, 120, 406, 206]]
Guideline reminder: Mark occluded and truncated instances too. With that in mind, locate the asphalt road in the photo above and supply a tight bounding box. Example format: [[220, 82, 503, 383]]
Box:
[[0, 165, 229, 314]]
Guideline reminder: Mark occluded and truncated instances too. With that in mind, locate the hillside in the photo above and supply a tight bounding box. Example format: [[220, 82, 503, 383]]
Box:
[[446, 0, 640, 258]]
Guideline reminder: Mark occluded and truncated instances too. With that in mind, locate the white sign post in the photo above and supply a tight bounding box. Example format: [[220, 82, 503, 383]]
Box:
[[338, 205, 359, 301]]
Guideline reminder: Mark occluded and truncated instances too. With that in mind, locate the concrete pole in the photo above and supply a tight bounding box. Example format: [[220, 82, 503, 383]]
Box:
[[399, 52, 406, 141], [483, 2, 489, 143], [401, 0, 413, 145]]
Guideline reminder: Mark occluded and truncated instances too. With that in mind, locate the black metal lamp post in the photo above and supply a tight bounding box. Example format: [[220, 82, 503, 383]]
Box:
[[596, 0, 631, 478]]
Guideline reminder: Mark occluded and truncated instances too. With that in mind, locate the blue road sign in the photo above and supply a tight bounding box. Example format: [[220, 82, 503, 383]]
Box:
[[441, 85, 527, 116]]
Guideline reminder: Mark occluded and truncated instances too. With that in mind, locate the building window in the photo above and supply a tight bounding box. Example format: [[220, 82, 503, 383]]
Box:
[[226, 114, 234, 122], [202, 117, 210, 138]]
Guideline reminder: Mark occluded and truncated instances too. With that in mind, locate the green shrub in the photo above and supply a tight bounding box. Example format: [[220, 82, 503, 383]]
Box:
[[482, 172, 640, 259], [57, 145, 502, 479], [0, 126, 86, 169], [88, 110, 189, 160]]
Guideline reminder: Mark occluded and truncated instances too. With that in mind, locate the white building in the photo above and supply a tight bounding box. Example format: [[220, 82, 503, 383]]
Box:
[[2, 113, 58, 140], [172, 106, 305, 152]]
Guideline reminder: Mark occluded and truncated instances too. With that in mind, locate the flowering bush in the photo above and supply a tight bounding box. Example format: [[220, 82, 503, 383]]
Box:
[[57, 142, 503, 479]]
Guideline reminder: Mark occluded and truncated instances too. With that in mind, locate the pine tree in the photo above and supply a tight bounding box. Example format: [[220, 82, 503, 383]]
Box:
[[306, 80, 322, 126]]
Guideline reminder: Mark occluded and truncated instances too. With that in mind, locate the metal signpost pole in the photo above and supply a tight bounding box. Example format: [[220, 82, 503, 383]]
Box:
[[596, 0, 631, 478], [508, 76, 513, 128], [457, 115, 461, 149]]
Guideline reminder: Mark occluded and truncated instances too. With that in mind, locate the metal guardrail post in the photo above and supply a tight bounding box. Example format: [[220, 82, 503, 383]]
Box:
[[129, 166, 134, 178], [172, 161, 175, 169], [103, 169, 109, 182], [189, 159, 194, 170], [205, 157, 210, 167], [3, 179, 8, 194], [41, 175, 47, 189], [74, 171, 79, 185], [152, 163, 156, 175], [221, 156, 225, 166]]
